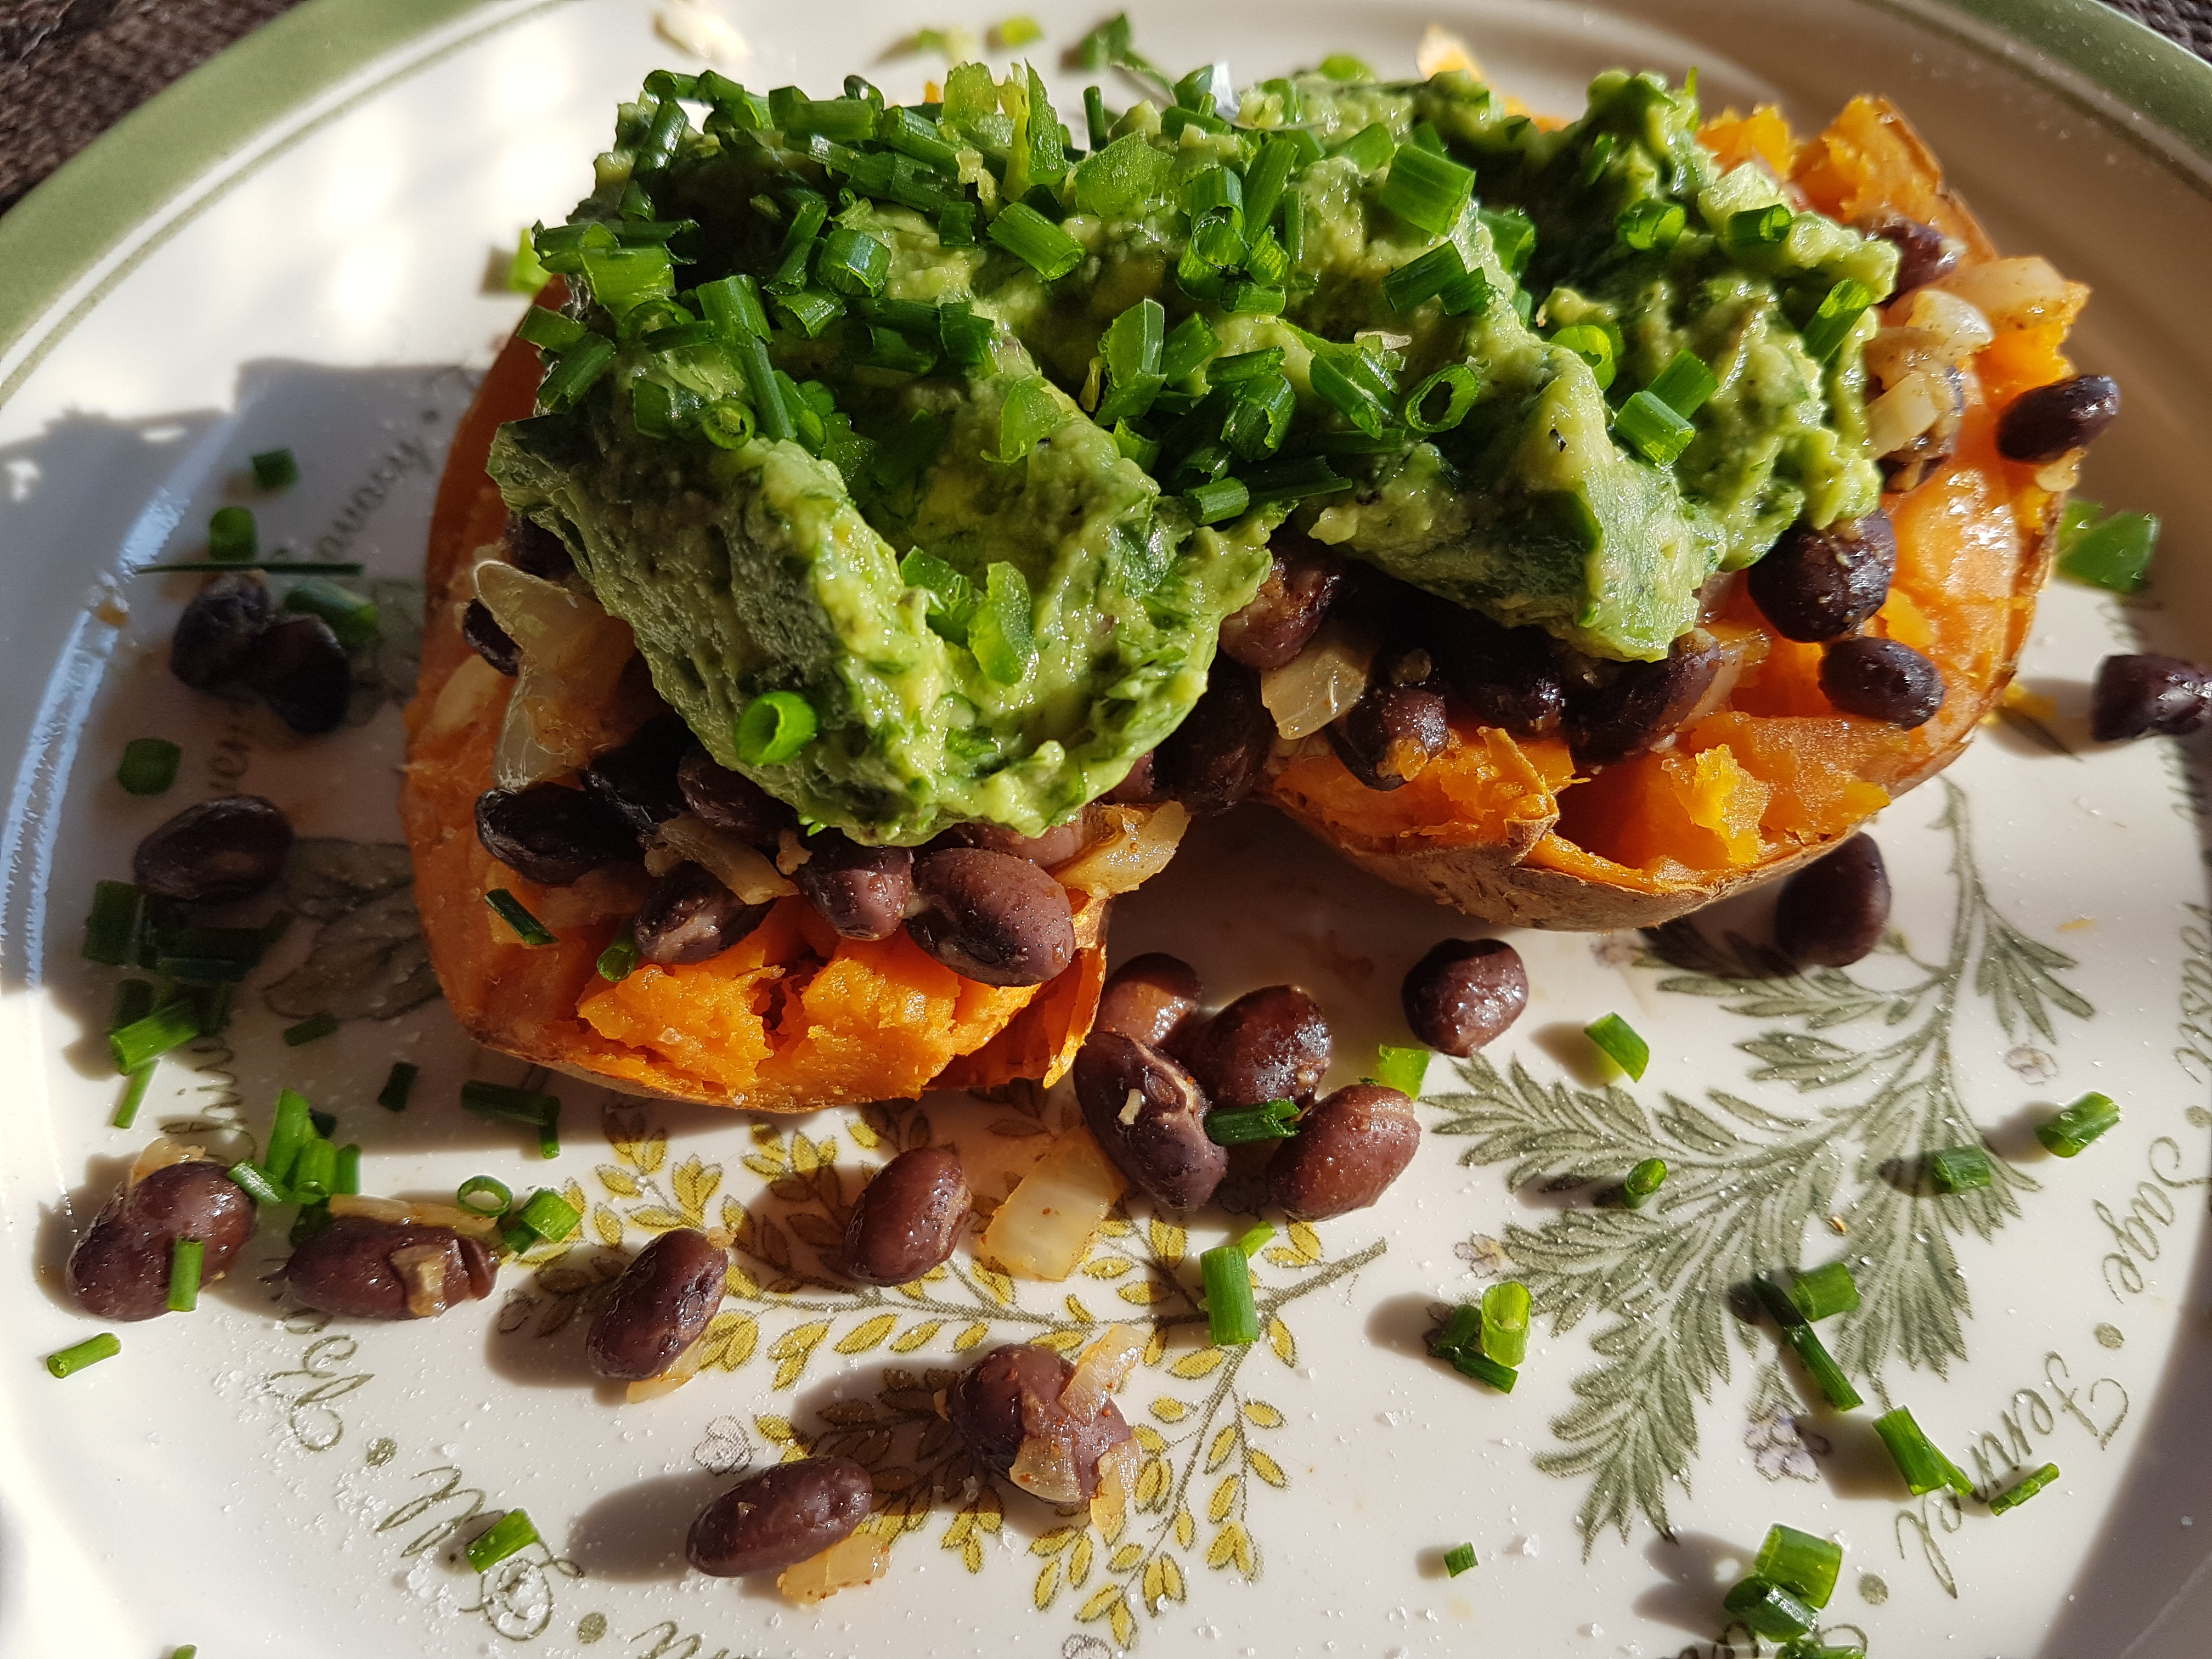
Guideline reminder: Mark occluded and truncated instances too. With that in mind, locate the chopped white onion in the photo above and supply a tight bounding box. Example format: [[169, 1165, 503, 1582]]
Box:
[[329, 1193, 502, 1239], [1061, 1323, 1143, 1423], [625, 1332, 707, 1402], [477, 562, 638, 789], [390, 1244, 452, 1318], [1892, 287, 1995, 362], [1050, 803, 1188, 898], [1090, 1436, 1139, 1535], [776, 1531, 890, 1604], [1864, 370, 1946, 458], [978, 1125, 1128, 1281], [652, 812, 799, 904], [128, 1137, 198, 1186], [1933, 256, 2070, 332], [1261, 622, 1374, 741], [1009, 1426, 1086, 1505]]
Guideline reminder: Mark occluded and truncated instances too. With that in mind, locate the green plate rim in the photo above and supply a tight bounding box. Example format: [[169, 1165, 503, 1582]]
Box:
[[0, 0, 2207, 414]]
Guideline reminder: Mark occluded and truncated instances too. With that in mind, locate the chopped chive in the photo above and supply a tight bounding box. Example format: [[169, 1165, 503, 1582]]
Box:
[[1616, 198, 1685, 251], [467, 1509, 541, 1573], [461, 1079, 562, 1128], [1433, 1302, 1483, 1357], [1199, 1244, 1260, 1345], [1480, 1280, 1532, 1368], [117, 738, 182, 796], [1724, 202, 1793, 251], [283, 1012, 340, 1047], [1613, 389, 1697, 466], [1476, 207, 1535, 274], [1551, 323, 1617, 390], [83, 880, 141, 965], [815, 226, 893, 296], [1752, 1276, 1862, 1409], [111, 1065, 154, 1130], [538, 1116, 562, 1160], [173, 1647, 199, 1659], [1788, 1261, 1860, 1322], [2056, 506, 2158, 593], [1988, 1461, 2060, 1515], [1723, 1577, 1815, 1640], [735, 690, 819, 765], [515, 306, 588, 351], [2036, 1092, 2119, 1157], [290, 1137, 337, 1203], [500, 1222, 538, 1256], [1622, 1156, 1668, 1207], [264, 1087, 313, 1188], [284, 578, 380, 653], [596, 924, 639, 982], [1799, 278, 1876, 364], [1401, 365, 1480, 434], [1929, 1144, 1994, 1193], [45, 1333, 121, 1378], [334, 1143, 362, 1196], [250, 448, 300, 489], [1443, 1346, 1517, 1392], [1383, 243, 1468, 313], [1370, 1045, 1429, 1097], [697, 273, 770, 341], [225, 1160, 285, 1206], [1443, 1542, 1477, 1576], [166, 1238, 204, 1312], [109, 1000, 201, 1074], [377, 1061, 418, 1112], [986, 202, 1084, 281], [1242, 137, 1299, 239], [1647, 349, 1720, 416], [1754, 1523, 1842, 1608], [515, 1187, 582, 1242], [1873, 1406, 1968, 1496], [1234, 1222, 1276, 1257], [1584, 1013, 1649, 1081], [136, 560, 365, 576], [538, 335, 618, 412], [1376, 144, 1475, 236], [1205, 1099, 1299, 1144], [111, 978, 155, 1032], [486, 889, 557, 947], [207, 506, 257, 563], [1083, 85, 1110, 152], [457, 1176, 515, 1217], [1186, 477, 1249, 527], [1330, 122, 1394, 173]]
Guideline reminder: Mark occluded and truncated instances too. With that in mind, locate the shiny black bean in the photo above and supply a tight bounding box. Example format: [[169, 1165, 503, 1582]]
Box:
[[1746, 512, 1898, 643], [170, 573, 273, 689], [947, 1344, 1132, 1498], [283, 1216, 496, 1319], [933, 817, 1089, 868], [906, 848, 1076, 986], [1996, 374, 2121, 464], [1773, 834, 1891, 968], [1219, 537, 1345, 671], [632, 861, 770, 966], [133, 794, 294, 903], [586, 1227, 728, 1380], [1180, 984, 1330, 1108], [2091, 653, 2212, 742], [1401, 938, 1528, 1057], [461, 599, 521, 675], [1096, 952, 1204, 1048], [1819, 636, 1945, 729], [1266, 1085, 1420, 1221], [475, 783, 640, 886], [1328, 684, 1448, 791], [678, 748, 798, 847], [843, 1147, 972, 1285], [247, 614, 352, 734], [1564, 631, 1724, 771], [1104, 751, 1164, 805], [506, 511, 574, 580], [67, 1160, 258, 1322], [1075, 1031, 1226, 1211], [1860, 211, 1960, 294], [794, 832, 913, 941], [584, 714, 694, 834], [689, 1458, 872, 1577], [1153, 658, 1272, 815], [1422, 606, 1565, 738]]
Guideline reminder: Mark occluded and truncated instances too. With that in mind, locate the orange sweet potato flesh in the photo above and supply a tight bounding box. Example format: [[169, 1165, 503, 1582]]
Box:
[[1268, 98, 2066, 929], [400, 289, 1109, 1109]]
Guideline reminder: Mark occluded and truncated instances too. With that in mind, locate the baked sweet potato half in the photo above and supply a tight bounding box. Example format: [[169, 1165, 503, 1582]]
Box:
[[1266, 97, 2082, 929]]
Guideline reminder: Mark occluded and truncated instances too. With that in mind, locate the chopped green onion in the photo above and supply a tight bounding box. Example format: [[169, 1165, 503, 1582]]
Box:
[[772, 289, 844, 338], [1370, 1045, 1429, 1097], [730, 334, 793, 443], [1616, 199, 1686, 251], [1799, 279, 1876, 364], [515, 307, 588, 351], [207, 506, 257, 563], [987, 202, 1084, 281], [697, 398, 755, 451], [1752, 1276, 1862, 1409], [1725, 202, 1793, 251], [467, 1509, 541, 1573], [45, 1333, 121, 1378], [1101, 297, 1165, 385], [458, 1176, 515, 1217], [111, 978, 155, 1032], [1083, 85, 1111, 152], [1205, 1099, 1300, 1144], [538, 335, 617, 412], [507, 224, 550, 293], [1242, 455, 1353, 508], [282, 1012, 339, 1047], [2036, 1091, 2119, 1156], [1199, 1244, 1260, 1345], [1754, 1524, 1842, 1607], [2057, 504, 2158, 593], [461, 1079, 562, 1128], [994, 14, 1043, 46], [1434, 1302, 1482, 1357], [172, 1647, 198, 1659], [538, 1119, 562, 1160], [1443, 1346, 1517, 1392], [1929, 1144, 1994, 1193], [1318, 51, 1372, 80], [1622, 1156, 1668, 1207], [969, 562, 1039, 684], [1186, 478, 1250, 526], [1242, 138, 1299, 240], [116, 738, 181, 796], [485, 889, 557, 947], [515, 1187, 582, 1242], [1551, 324, 1617, 390], [1584, 1013, 1649, 1081], [250, 448, 298, 489], [1788, 1261, 1860, 1322], [1234, 1223, 1276, 1257], [225, 1160, 285, 1206], [377, 1061, 418, 1113], [1723, 1577, 1815, 1640], [1613, 389, 1698, 466], [83, 880, 140, 965], [596, 925, 639, 982], [1988, 1461, 2060, 1515], [1160, 314, 1218, 383], [993, 373, 1063, 463], [1647, 349, 1720, 416], [1776, 1646, 1864, 1659], [290, 1136, 337, 1203], [112, 1065, 154, 1130], [938, 303, 995, 367], [1476, 208, 1535, 274], [1873, 1406, 1973, 1497], [1222, 374, 1296, 460], [109, 1000, 201, 1074], [1443, 1542, 1477, 1576], [334, 1143, 361, 1197], [815, 226, 892, 296], [736, 691, 820, 761], [860, 323, 938, 375], [1311, 351, 1392, 438], [1401, 364, 1479, 434], [937, 201, 978, 247], [1183, 165, 1243, 225], [166, 1238, 204, 1313], [1384, 244, 1468, 313], [1331, 122, 1394, 173], [1480, 1280, 1532, 1368], [1378, 145, 1475, 236], [697, 273, 770, 341]]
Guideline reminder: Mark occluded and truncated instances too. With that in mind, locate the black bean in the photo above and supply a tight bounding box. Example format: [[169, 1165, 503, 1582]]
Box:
[[843, 1147, 972, 1285], [133, 794, 294, 903], [1219, 537, 1345, 671], [1747, 511, 1899, 642], [1328, 684, 1448, 791], [461, 599, 521, 675], [1401, 938, 1528, 1057], [632, 861, 770, 966], [1860, 211, 1960, 294], [1773, 834, 1891, 968], [2091, 653, 2212, 742], [1095, 952, 1203, 1048], [1153, 658, 1272, 815], [1996, 374, 2121, 464], [1180, 984, 1330, 1108], [506, 511, 574, 579], [907, 848, 1076, 986], [283, 1215, 496, 1319], [1075, 1031, 1226, 1211], [1104, 751, 1164, 805], [688, 1457, 873, 1577], [1564, 632, 1724, 772], [66, 1160, 258, 1322], [794, 831, 913, 940], [946, 1344, 1132, 1498], [586, 1227, 728, 1380], [1422, 606, 1565, 738], [475, 782, 640, 886], [170, 573, 273, 689], [934, 817, 1089, 868], [1820, 636, 1945, 729], [247, 614, 352, 734], [584, 714, 694, 834], [678, 748, 798, 847], [1266, 1085, 1420, 1221]]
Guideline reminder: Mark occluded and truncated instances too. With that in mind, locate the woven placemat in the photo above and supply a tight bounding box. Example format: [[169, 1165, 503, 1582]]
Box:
[[1, 0, 2209, 215]]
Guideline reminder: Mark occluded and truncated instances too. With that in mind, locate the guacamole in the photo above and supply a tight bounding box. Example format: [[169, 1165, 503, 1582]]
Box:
[[488, 60, 1892, 842]]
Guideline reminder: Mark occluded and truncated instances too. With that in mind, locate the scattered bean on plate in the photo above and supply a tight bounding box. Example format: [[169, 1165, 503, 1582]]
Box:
[[842, 1147, 972, 1286], [586, 1227, 729, 1380], [1074, 1031, 1226, 1211], [946, 1344, 1132, 1497], [2090, 653, 2211, 741], [1266, 1085, 1421, 1221], [1094, 952, 1204, 1048], [246, 614, 352, 735], [133, 794, 295, 903], [1401, 938, 1529, 1057], [1773, 834, 1891, 968], [1180, 984, 1331, 1108], [283, 1215, 496, 1319], [687, 1457, 873, 1577], [67, 1160, 257, 1322], [170, 573, 273, 689]]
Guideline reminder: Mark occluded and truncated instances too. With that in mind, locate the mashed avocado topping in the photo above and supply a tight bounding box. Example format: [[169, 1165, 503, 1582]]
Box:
[[489, 58, 1892, 841]]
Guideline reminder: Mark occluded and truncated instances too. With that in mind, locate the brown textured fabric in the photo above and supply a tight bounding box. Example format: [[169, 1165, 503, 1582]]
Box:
[[2106, 0, 2212, 58]]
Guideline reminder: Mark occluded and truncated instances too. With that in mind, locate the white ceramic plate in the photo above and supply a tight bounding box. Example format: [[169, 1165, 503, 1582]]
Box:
[[5, 2, 2212, 1654]]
